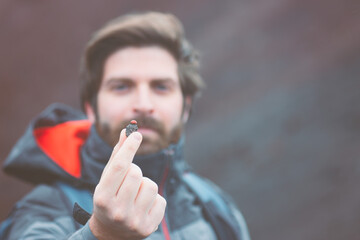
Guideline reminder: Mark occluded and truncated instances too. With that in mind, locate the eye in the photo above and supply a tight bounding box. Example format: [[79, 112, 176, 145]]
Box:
[[153, 82, 170, 92], [112, 83, 130, 92], [156, 84, 167, 90]]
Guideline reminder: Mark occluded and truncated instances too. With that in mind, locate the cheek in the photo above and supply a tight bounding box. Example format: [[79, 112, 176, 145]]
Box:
[[160, 96, 183, 128], [97, 93, 127, 125]]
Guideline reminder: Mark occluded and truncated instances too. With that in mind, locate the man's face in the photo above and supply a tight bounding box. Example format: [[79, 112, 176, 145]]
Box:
[[87, 46, 188, 155]]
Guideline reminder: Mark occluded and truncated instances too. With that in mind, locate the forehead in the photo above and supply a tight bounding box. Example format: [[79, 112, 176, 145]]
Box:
[[102, 46, 179, 83]]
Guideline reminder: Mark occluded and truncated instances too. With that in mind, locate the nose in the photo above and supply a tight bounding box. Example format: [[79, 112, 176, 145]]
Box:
[[132, 85, 154, 115]]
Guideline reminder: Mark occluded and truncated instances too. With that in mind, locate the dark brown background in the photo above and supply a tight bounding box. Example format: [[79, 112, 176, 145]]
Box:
[[1, 1, 360, 239]]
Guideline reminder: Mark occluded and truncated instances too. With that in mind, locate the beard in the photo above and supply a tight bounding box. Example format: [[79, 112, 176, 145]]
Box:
[[96, 114, 183, 155]]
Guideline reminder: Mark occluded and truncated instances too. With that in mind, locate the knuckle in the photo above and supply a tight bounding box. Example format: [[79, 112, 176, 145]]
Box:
[[127, 143, 138, 153], [143, 177, 158, 193], [93, 195, 107, 209], [127, 217, 140, 232], [158, 195, 167, 208], [112, 209, 127, 223], [142, 222, 156, 236], [127, 164, 143, 180], [112, 161, 128, 172]]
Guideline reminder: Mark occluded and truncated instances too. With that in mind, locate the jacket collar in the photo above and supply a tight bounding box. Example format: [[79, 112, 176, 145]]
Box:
[[81, 125, 186, 187]]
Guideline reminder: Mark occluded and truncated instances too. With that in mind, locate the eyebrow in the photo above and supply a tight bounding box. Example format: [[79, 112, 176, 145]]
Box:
[[104, 77, 178, 85], [151, 78, 178, 85], [104, 77, 132, 85]]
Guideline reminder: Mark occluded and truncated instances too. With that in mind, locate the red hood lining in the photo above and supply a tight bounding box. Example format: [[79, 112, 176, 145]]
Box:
[[33, 120, 91, 178]]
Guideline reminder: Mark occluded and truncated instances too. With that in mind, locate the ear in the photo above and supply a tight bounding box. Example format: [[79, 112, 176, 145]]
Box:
[[182, 96, 193, 124], [84, 102, 96, 124]]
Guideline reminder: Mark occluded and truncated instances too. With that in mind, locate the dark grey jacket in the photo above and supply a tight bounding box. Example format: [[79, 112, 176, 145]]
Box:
[[2, 103, 250, 240]]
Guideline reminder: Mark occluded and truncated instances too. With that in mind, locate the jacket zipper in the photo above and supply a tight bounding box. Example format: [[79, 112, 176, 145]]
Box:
[[159, 163, 171, 240]]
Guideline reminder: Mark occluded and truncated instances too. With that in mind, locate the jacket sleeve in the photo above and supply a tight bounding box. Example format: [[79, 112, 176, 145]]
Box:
[[203, 177, 251, 240], [227, 198, 251, 240], [2, 184, 98, 240]]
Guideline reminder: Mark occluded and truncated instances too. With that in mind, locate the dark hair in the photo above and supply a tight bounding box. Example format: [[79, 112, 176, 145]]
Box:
[[80, 11, 204, 112]]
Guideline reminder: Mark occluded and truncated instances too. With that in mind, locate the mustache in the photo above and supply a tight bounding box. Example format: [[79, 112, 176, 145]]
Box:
[[120, 115, 166, 135]]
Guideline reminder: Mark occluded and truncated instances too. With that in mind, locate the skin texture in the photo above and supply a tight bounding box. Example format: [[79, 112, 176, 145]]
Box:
[[86, 46, 192, 239]]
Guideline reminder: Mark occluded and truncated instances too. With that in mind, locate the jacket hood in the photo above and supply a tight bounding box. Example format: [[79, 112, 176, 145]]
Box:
[[3, 103, 91, 185], [3, 103, 188, 189]]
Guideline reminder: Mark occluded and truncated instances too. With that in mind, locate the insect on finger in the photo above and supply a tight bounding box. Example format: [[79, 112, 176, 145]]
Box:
[[126, 120, 138, 137]]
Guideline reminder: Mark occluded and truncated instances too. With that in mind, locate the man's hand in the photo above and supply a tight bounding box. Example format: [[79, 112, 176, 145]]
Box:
[[89, 129, 166, 240]]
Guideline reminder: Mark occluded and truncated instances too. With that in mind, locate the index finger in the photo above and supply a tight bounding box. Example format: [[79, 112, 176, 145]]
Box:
[[98, 131, 143, 195], [101, 128, 127, 178]]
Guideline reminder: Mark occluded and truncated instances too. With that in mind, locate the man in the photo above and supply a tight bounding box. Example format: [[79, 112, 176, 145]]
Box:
[[2, 12, 250, 239]]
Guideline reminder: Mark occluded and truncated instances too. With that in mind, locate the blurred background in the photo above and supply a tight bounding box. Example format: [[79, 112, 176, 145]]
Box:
[[1, 0, 360, 239]]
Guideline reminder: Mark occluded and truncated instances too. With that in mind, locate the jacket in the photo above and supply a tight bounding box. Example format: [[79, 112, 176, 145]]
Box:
[[2, 103, 250, 240]]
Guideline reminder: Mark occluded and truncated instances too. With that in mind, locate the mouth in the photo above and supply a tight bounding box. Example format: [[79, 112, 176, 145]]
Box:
[[137, 127, 157, 135]]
